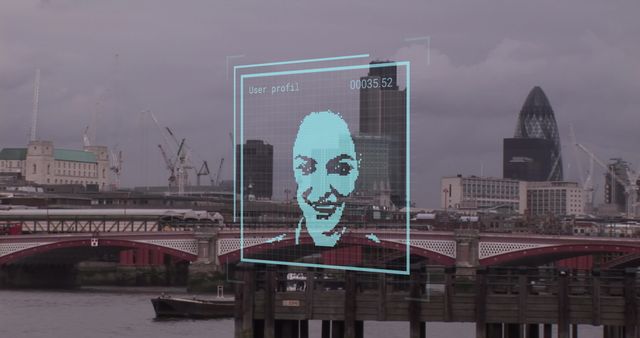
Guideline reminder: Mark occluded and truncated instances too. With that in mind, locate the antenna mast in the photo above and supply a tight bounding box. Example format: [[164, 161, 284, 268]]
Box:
[[30, 69, 40, 141]]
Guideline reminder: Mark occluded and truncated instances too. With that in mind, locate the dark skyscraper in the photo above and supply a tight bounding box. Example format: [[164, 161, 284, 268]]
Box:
[[504, 86, 563, 181], [503, 138, 555, 181], [604, 158, 631, 212], [359, 61, 407, 207], [236, 140, 273, 199]]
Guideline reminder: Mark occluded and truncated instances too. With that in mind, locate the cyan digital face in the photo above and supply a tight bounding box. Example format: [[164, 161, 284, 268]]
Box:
[[293, 111, 359, 247]]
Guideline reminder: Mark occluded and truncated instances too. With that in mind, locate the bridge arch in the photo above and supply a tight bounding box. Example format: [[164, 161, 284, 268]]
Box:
[[218, 235, 456, 266], [0, 238, 198, 265], [480, 243, 640, 267]]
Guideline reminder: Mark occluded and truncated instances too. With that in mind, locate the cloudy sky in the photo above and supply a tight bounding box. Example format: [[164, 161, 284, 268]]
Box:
[[1, 0, 639, 208]]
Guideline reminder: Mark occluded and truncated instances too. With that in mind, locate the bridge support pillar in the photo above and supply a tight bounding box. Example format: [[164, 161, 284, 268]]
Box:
[[264, 268, 275, 338], [234, 264, 254, 338], [475, 267, 487, 338], [526, 324, 539, 338], [558, 269, 570, 338], [345, 271, 358, 338], [331, 321, 345, 338], [300, 320, 309, 338], [624, 268, 637, 338], [276, 320, 301, 338], [188, 228, 223, 292], [454, 229, 479, 276], [195, 228, 219, 265], [187, 262, 224, 292], [505, 323, 522, 338], [604, 326, 624, 338], [321, 320, 331, 338], [409, 264, 426, 338], [486, 323, 502, 338]]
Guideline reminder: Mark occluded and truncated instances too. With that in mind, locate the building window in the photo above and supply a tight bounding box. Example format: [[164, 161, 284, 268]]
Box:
[[32, 164, 37, 174], [47, 164, 50, 175]]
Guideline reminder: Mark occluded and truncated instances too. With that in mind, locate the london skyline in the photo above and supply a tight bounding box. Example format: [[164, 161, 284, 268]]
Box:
[[0, 0, 639, 208]]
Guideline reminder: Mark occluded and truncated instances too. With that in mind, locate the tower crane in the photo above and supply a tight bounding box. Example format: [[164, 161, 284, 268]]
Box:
[[83, 126, 91, 147], [174, 138, 187, 195], [109, 148, 123, 189], [570, 126, 595, 211], [576, 143, 639, 218], [157, 144, 177, 188], [215, 158, 225, 186], [165, 127, 193, 193], [146, 110, 195, 194], [196, 161, 211, 186]]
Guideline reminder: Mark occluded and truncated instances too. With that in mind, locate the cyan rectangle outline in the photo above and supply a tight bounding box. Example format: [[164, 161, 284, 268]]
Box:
[[240, 61, 410, 275], [233, 54, 370, 222]]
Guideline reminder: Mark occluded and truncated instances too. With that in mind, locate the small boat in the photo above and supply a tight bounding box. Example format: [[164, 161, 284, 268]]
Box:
[[151, 294, 235, 319]]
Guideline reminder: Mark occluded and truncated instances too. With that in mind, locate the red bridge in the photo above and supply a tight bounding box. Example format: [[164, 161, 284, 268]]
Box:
[[2, 226, 640, 269]]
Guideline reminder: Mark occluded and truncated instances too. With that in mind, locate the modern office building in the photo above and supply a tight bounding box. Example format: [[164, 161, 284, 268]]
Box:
[[235, 140, 273, 199], [0, 140, 110, 190], [503, 138, 555, 181], [353, 135, 392, 208], [359, 61, 407, 208], [504, 86, 563, 181], [441, 175, 527, 215], [604, 158, 635, 212], [526, 181, 585, 217]]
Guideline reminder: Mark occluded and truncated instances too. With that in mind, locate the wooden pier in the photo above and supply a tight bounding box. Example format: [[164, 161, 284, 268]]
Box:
[[234, 265, 640, 338]]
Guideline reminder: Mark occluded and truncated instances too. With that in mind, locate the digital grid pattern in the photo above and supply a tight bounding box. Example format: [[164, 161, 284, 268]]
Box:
[[237, 60, 410, 274]]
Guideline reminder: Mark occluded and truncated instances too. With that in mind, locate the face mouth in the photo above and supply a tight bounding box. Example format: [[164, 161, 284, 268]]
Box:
[[310, 202, 341, 219]]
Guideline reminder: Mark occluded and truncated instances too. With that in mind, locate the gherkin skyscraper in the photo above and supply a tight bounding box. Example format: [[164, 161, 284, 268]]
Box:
[[512, 86, 563, 181]]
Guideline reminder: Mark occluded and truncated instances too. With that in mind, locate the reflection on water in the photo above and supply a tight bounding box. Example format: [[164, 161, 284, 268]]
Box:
[[0, 288, 604, 338]]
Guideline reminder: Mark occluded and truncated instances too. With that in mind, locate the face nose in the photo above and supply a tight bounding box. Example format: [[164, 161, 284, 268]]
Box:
[[303, 165, 342, 203]]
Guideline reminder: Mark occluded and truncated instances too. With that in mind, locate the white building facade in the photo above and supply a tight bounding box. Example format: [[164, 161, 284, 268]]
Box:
[[441, 176, 527, 215], [440, 175, 586, 217], [0, 140, 110, 190], [525, 181, 585, 217]]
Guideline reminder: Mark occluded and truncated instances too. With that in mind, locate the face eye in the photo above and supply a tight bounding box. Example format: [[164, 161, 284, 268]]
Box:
[[295, 156, 317, 175], [327, 155, 355, 176]]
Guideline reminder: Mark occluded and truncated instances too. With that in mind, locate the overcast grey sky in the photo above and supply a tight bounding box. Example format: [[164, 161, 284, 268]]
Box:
[[1, 0, 639, 208]]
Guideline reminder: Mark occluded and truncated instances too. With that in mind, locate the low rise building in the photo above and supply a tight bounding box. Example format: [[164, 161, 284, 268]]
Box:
[[526, 181, 585, 217], [441, 175, 585, 217], [441, 175, 527, 215], [0, 140, 110, 190]]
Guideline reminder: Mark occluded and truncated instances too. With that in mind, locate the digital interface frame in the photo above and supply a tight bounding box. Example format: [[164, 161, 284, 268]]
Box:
[[235, 56, 411, 275]]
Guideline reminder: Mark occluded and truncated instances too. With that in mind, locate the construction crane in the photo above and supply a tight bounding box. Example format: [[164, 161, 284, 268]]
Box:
[[215, 158, 225, 186], [214, 132, 233, 187], [82, 126, 91, 147], [157, 144, 177, 188], [147, 111, 190, 193], [109, 148, 123, 189], [29, 69, 40, 142], [625, 165, 640, 218], [174, 138, 187, 195], [570, 126, 595, 212], [196, 161, 211, 186], [165, 127, 193, 193], [576, 143, 639, 218]]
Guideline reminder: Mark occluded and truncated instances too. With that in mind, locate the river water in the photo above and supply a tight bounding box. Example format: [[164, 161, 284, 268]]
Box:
[[0, 288, 604, 338]]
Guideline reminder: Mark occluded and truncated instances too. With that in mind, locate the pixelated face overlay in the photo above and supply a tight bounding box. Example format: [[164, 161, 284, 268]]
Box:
[[293, 111, 359, 247]]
